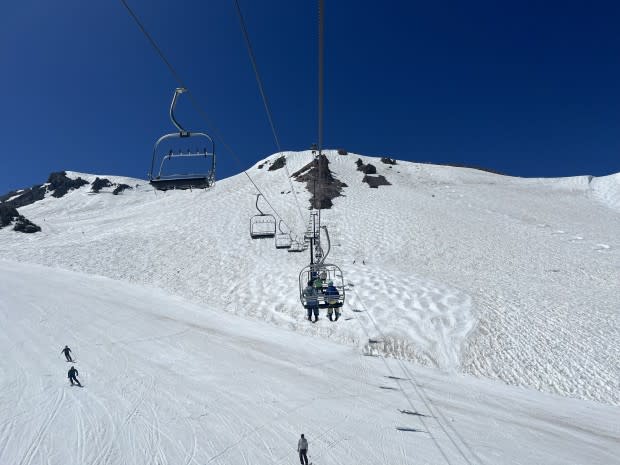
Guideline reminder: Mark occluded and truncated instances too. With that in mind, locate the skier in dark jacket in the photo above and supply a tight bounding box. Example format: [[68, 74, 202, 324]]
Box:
[[325, 281, 341, 321], [61, 345, 73, 362], [68, 366, 82, 387], [303, 281, 319, 322], [297, 433, 309, 465]]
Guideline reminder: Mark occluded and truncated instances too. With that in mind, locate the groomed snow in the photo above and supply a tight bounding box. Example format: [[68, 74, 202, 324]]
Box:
[[0, 260, 618, 465], [0, 151, 618, 407]]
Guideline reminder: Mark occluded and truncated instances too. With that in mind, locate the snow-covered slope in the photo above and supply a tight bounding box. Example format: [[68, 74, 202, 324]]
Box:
[[0, 151, 618, 407], [1, 260, 618, 465]]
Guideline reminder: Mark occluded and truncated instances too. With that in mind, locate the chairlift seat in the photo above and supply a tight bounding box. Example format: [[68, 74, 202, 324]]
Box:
[[150, 174, 211, 191], [148, 88, 215, 191], [299, 263, 345, 309], [250, 215, 276, 238]]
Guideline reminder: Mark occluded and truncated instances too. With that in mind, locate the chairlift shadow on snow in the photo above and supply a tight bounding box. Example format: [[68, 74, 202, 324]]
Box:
[[398, 409, 431, 418], [396, 426, 427, 433]]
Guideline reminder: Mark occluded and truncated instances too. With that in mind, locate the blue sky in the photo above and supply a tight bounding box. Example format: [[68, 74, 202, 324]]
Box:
[[1, 0, 619, 193]]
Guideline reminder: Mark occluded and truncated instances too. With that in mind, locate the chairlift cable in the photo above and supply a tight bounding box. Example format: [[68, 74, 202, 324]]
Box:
[[233, 0, 281, 151], [118, 0, 298, 236], [232, 1, 306, 231]]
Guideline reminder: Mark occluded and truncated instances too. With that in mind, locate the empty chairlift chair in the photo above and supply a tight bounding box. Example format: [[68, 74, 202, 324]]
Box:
[[288, 236, 307, 253], [250, 194, 276, 238], [149, 88, 215, 191], [275, 220, 292, 249]]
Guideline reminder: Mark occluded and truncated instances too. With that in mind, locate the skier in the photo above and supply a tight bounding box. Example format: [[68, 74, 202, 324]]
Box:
[[61, 345, 73, 362], [297, 433, 309, 465], [313, 274, 324, 294], [325, 281, 340, 321], [68, 366, 82, 387], [303, 280, 319, 322]]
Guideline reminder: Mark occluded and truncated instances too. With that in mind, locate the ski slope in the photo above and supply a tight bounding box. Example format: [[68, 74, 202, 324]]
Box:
[[0, 151, 618, 408], [0, 260, 618, 465]]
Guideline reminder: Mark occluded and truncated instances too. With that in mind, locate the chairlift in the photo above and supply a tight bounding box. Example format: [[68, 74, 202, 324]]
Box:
[[288, 237, 307, 253], [299, 263, 345, 309], [250, 194, 276, 238], [149, 88, 215, 191], [275, 220, 292, 249]]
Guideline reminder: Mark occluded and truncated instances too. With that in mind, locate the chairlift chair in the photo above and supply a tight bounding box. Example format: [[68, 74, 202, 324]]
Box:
[[288, 237, 307, 253], [250, 194, 276, 238], [299, 263, 345, 309], [149, 88, 215, 191], [275, 220, 292, 249]]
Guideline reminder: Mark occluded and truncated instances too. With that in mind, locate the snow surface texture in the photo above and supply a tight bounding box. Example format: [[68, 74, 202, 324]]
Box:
[[0, 260, 618, 465], [0, 153, 618, 407]]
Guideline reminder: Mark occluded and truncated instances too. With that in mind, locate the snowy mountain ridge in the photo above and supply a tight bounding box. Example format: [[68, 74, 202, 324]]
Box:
[[1, 151, 618, 407]]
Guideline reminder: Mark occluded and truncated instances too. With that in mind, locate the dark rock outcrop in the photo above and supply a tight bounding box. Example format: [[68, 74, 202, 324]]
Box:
[[363, 175, 391, 188], [91, 177, 113, 193], [0, 185, 47, 209], [1, 171, 89, 209], [0, 205, 18, 227], [0, 204, 41, 233], [291, 155, 347, 209], [48, 172, 89, 198], [356, 158, 377, 174], [268, 156, 286, 171], [13, 217, 41, 233], [112, 184, 132, 195], [381, 157, 397, 165]]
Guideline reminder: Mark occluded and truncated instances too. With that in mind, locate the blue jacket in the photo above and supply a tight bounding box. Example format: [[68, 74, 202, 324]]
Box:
[[303, 285, 319, 305], [325, 285, 339, 299]]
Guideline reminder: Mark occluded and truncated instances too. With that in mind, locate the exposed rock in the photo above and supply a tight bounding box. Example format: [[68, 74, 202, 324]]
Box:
[[0, 205, 18, 227], [1, 171, 89, 209], [13, 217, 41, 233], [0, 185, 46, 209], [337, 149, 348, 155], [268, 156, 286, 171], [381, 157, 397, 165], [0, 204, 41, 233], [257, 163, 265, 170], [112, 184, 132, 195], [91, 177, 113, 193], [356, 158, 377, 174], [363, 175, 391, 188], [291, 155, 347, 209], [48, 172, 89, 198]]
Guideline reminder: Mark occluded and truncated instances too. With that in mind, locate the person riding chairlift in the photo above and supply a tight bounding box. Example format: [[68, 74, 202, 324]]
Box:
[[325, 280, 340, 321]]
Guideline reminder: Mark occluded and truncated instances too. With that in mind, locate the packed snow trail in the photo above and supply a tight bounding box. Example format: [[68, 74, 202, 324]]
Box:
[[0, 260, 618, 465]]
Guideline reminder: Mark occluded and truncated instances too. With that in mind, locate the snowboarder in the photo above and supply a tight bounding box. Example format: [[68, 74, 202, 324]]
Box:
[[297, 433, 309, 465], [303, 281, 319, 322], [61, 345, 73, 362], [68, 366, 82, 387], [325, 281, 340, 321]]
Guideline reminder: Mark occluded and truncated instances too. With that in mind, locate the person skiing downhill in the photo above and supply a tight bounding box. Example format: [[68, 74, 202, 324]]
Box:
[[68, 366, 82, 387], [61, 345, 73, 362], [297, 433, 309, 465]]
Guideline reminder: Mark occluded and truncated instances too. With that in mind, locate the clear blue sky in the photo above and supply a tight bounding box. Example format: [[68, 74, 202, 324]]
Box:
[[1, 0, 619, 192]]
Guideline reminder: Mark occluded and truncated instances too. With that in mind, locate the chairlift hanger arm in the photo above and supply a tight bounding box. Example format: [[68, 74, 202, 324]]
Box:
[[255, 193, 267, 216], [170, 87, 189, 135]]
